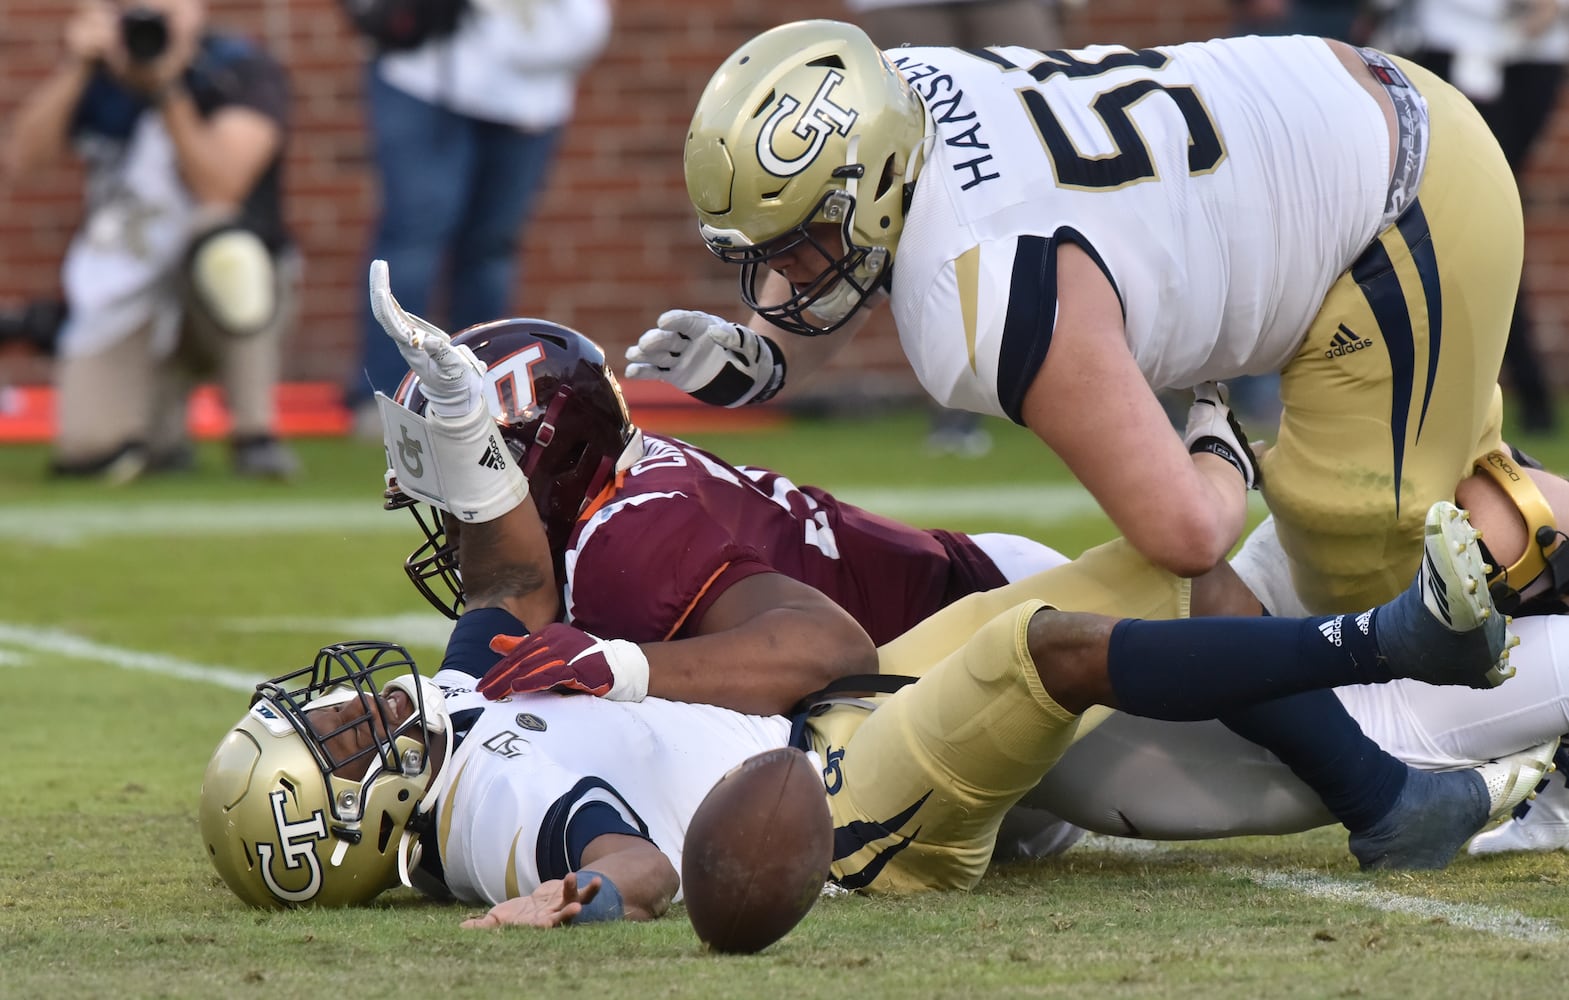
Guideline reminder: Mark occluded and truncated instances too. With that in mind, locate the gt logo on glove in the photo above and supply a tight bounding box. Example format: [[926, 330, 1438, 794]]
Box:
[[479, 624, 650, 702]]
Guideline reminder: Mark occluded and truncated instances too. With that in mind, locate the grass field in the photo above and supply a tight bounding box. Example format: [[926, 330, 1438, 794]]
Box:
[[5, 408, 1569, 999]]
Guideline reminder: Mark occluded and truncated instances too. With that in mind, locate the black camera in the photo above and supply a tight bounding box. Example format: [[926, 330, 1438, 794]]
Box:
[[0, 300, 67, 355], [121, 7, 169, 64]]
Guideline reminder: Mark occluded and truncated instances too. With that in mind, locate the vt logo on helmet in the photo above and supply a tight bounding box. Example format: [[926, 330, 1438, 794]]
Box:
[[685, 19, 932, 336]]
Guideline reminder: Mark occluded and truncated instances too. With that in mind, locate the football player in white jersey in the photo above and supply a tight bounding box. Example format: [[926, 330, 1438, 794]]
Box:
[[200, 281, 1559, 929], [202, 271, 1537, 926], [198, 292, 1534, 914], [200, 494, 1526, 922], [360, 259, 1535, 876], [647, 20, 1517, 616], [630, 20, 1525, 874], [1026, 448, 1569, 848]]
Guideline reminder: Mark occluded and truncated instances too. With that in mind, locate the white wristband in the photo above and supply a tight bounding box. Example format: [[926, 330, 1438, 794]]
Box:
[[378, 393, 529, 523], [603, 639, 650, 702]]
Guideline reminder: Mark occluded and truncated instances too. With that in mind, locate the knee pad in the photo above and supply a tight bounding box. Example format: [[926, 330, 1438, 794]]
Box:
[[1473, 450, 1569, 615], [183, 225, 277, 336]]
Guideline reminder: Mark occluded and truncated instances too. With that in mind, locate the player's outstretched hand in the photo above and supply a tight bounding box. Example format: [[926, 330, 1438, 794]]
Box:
[[480, 624, 651, 701], [461, 872, 602, 929], [624, 309, 785, 407], [369, 259, 487, 418]]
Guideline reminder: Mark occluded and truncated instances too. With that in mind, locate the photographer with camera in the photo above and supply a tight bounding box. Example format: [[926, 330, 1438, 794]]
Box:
[[2, 0, 299, 481]]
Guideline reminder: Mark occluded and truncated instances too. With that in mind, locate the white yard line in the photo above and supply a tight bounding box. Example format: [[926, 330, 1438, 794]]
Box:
[[0, 501, 402, 544], [1237, 868, 1565, 943], [1076, 838, 1563, 943], [0, 622, 262, 692], [0, 486, 1114, 545], [4, 489, 1265, 544], [0, 614, 450, 690], [221, 613, 454, 650], [835, 484, 1102, 523]]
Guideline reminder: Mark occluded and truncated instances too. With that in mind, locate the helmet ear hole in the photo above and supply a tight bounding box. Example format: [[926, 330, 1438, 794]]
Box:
[[378, 812, 397, 853], [875, 154, 897, 202]]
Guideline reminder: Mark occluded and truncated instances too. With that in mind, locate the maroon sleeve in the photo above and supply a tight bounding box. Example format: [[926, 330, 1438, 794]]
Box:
[[562, 491, 775, 643], [929, 529, 1009, 605]]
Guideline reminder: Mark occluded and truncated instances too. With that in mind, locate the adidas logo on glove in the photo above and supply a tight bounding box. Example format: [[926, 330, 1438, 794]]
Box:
[[478, 439, 508, 471]]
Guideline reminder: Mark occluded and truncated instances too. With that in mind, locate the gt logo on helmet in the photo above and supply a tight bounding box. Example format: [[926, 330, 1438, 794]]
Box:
[[257, 789, 329, 903], [756, 70, 859, 178]]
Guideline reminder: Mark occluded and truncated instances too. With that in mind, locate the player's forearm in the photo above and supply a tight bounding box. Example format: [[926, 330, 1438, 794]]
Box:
[[577, 836, 679, 922], [1111, 456, 1247, 578], [644, 608, 877, 716], [744, 271, 865, 395], [458, 504, 561, 629], [4, 62, 93, 179], [1185, 452, 1251, 565], [160, 95, 277, 207]]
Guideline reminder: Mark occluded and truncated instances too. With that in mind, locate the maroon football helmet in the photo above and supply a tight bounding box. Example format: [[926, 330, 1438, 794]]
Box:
[[384, 318, 642, 619]]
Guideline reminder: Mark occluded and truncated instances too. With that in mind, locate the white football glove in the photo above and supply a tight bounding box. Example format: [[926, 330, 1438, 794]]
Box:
[[624, 309, 786, 407], [370, 259, 528, 523], [369, 258, 486, 419], [1183, 381, 1264, 490]]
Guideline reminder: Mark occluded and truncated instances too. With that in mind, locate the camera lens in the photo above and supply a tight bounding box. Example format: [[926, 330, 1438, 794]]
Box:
[[121, 8, 169, 64]]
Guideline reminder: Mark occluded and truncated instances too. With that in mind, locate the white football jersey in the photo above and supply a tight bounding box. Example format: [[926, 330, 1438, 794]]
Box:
[[426, 670, 793, 905], [887, 35, 1395, 419]]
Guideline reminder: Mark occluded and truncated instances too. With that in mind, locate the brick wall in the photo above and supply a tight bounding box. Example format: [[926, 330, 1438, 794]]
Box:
[[2, 0, 1564, 398]]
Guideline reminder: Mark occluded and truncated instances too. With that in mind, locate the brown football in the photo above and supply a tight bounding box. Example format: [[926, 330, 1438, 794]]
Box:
[[682, 747, 834, 954]]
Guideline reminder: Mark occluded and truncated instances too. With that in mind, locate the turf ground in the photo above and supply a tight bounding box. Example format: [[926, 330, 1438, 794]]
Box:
[[5, 408, 1569, 999]]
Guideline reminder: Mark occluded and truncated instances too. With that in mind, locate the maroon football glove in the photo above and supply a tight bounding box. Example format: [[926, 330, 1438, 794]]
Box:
[[478, 624, 650, 701]]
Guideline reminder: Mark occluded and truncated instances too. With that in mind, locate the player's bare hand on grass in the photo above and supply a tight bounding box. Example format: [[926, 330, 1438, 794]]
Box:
[[461, 872, 604, 929]]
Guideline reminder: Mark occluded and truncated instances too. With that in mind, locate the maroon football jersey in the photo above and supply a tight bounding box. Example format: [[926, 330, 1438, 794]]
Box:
[[560, 435, 1006, 645]]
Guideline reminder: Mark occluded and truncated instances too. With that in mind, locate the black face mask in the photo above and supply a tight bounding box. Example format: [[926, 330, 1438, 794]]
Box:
[[1489, 526, 1569, 618]]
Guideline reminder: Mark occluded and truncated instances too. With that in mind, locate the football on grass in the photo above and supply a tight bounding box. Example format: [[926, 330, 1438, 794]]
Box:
[[682, 747, 834, 953]]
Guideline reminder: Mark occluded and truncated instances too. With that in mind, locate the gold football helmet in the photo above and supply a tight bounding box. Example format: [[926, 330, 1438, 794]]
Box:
[[685, 19, 931, 335], [199, 642, 452, 909]]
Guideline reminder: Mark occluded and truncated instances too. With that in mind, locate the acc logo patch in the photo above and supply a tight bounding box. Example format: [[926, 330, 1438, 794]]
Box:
[[257, 789, 329, 903], [756, 70, 859, 178], [515, 713, 547, 732]]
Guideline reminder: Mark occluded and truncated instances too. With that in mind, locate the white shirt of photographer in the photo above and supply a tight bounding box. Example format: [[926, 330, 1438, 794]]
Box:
[[376, 0, 612, 131], [58, 115, 197, 360]]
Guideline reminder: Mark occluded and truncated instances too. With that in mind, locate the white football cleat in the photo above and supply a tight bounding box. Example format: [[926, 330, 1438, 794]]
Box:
[[1469, 740, 1569, 855], [1377, 501, 1517, 689]]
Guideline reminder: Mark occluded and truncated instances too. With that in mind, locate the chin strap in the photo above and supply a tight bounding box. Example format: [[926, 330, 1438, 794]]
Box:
[[396, 726, 457, 889], [907, 102, 936, 192], [384, 674, 457, 889]]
